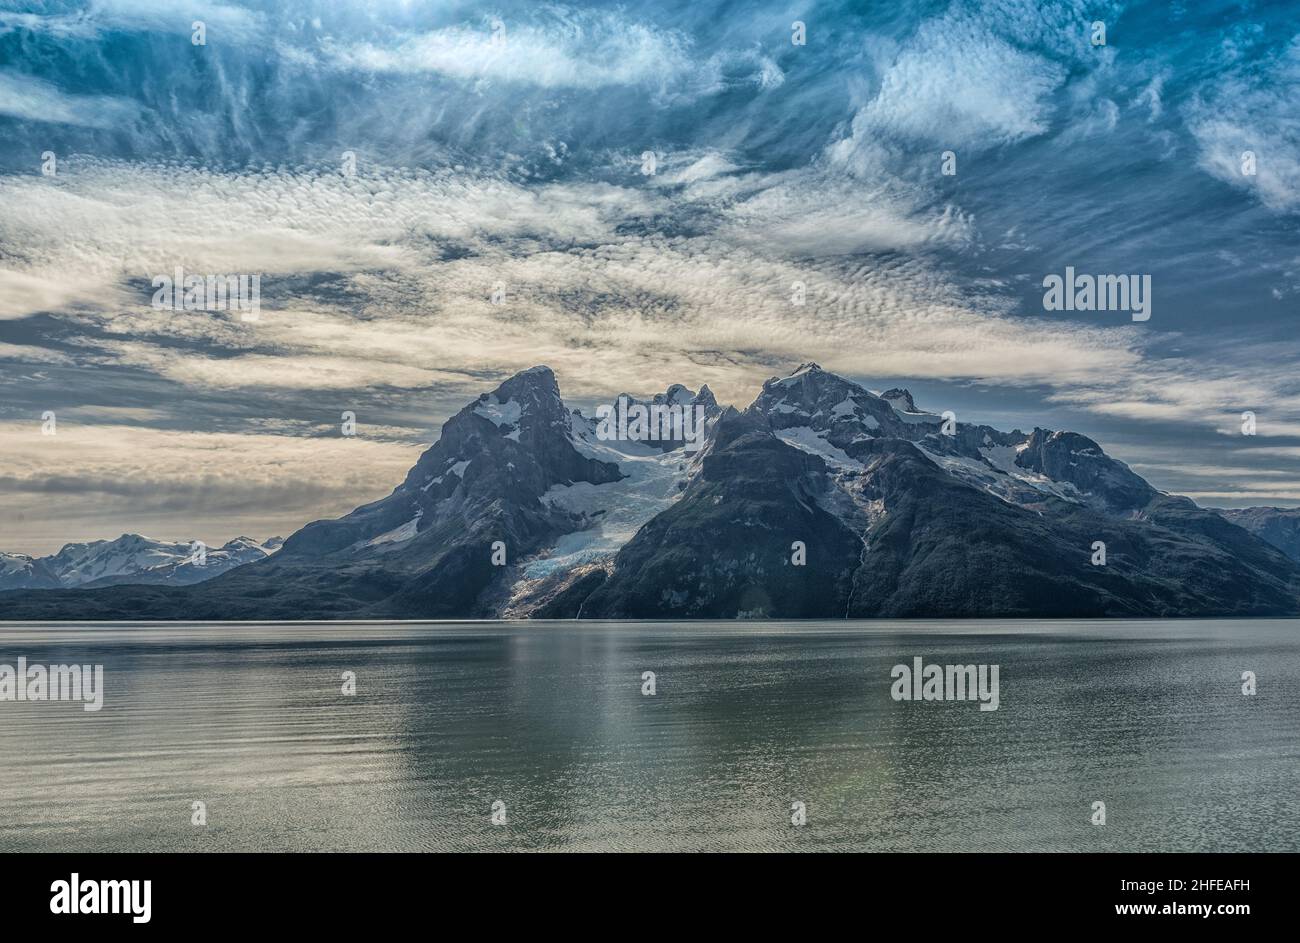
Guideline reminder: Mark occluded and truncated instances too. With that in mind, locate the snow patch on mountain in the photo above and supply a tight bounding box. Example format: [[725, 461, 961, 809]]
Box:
[[474, 394, 522, 429], [830, 397, 863, 420], [1, 553, 38, 575], [919, 444, 1084, 505], [775, 426, 859, 469], [530, 444, 688, 580], [889, 404, 944, 424], [362, 511, 422, 550]]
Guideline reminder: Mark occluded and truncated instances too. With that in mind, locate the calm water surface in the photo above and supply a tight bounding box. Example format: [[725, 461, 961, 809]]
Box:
[[0, 620, 1297, 852]]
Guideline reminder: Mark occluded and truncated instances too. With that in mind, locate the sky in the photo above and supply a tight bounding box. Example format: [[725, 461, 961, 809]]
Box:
[[1, 0, 1299, 554]]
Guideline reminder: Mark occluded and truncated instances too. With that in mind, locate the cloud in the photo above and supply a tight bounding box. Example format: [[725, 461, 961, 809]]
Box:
[[97, 341, 462, 392], [1133, 74, 1165, 121], [17, 0, 266, 39], [0, 72, 141, 128], [317, 7, 783, 100], [0, 155, 1155, 410], [0, 341, 75, 365], [0, 421, 421, 555], [826, 8, 1068, 177], [0, 267, 121, 320], [1043, 349, 1300, 452], [1186, 34, 1300, 212], [1183, 489, 1300, 503], [324, 16, 695, 90], [718, 171, 974, 256]]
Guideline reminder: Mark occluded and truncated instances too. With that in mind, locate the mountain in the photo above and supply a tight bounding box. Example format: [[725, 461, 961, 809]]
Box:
[[78, 535, 285, 587], [574, 365, 1300, 618], [0, 534, 282, 591], [2, 364, 1298, 620], [44, 534, 195, 587], [1218, 507, 1300, 562], [0, 553, 61, 592]]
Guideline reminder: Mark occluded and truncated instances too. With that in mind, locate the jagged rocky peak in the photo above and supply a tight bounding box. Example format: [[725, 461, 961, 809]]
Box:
[[655, 382, 720, 415], [570, 380, 724, 455], [1014, 427, 1154, 511], [756, 364, 939, 429], [1025, 428, 1100, 453], [608, 381, 720, 412], [403, 365, 580, 490], [287, 365, 623, 560], [759, 362, 853, 400], [1016, 428, 1105, 467], [470, 364, 569, 437], [762, 362, 831, 391], [751, 363, 898, 444], [880, 388, 917, 412], [402, 364, 620, 499], [658, 383, 693, 406]]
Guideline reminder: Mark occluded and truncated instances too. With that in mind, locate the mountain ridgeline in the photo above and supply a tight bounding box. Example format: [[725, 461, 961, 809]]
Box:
[[0, 535, 282, 592], [3, 364, 1299, 620]]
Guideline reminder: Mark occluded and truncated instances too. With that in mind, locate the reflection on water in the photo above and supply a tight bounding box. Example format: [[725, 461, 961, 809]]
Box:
[[0, 620, 1297, 852]]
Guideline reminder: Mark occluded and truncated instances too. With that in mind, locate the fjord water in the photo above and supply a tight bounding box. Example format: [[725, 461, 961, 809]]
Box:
[[0, 621, 1296, 853]]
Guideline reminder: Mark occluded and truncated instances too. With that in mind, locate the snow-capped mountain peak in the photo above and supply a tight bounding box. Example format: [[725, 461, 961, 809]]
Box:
[[0, 533, 284, 590]]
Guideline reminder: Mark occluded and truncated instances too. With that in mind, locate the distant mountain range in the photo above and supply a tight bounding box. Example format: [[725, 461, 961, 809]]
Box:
[[0, 535, 282, 592], [3, 364, 1299, 620], [1217, 507, 1300, 564]]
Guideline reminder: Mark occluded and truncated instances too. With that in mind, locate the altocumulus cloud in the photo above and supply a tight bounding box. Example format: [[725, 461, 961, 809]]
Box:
[[0, 155, 1147, 400]]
